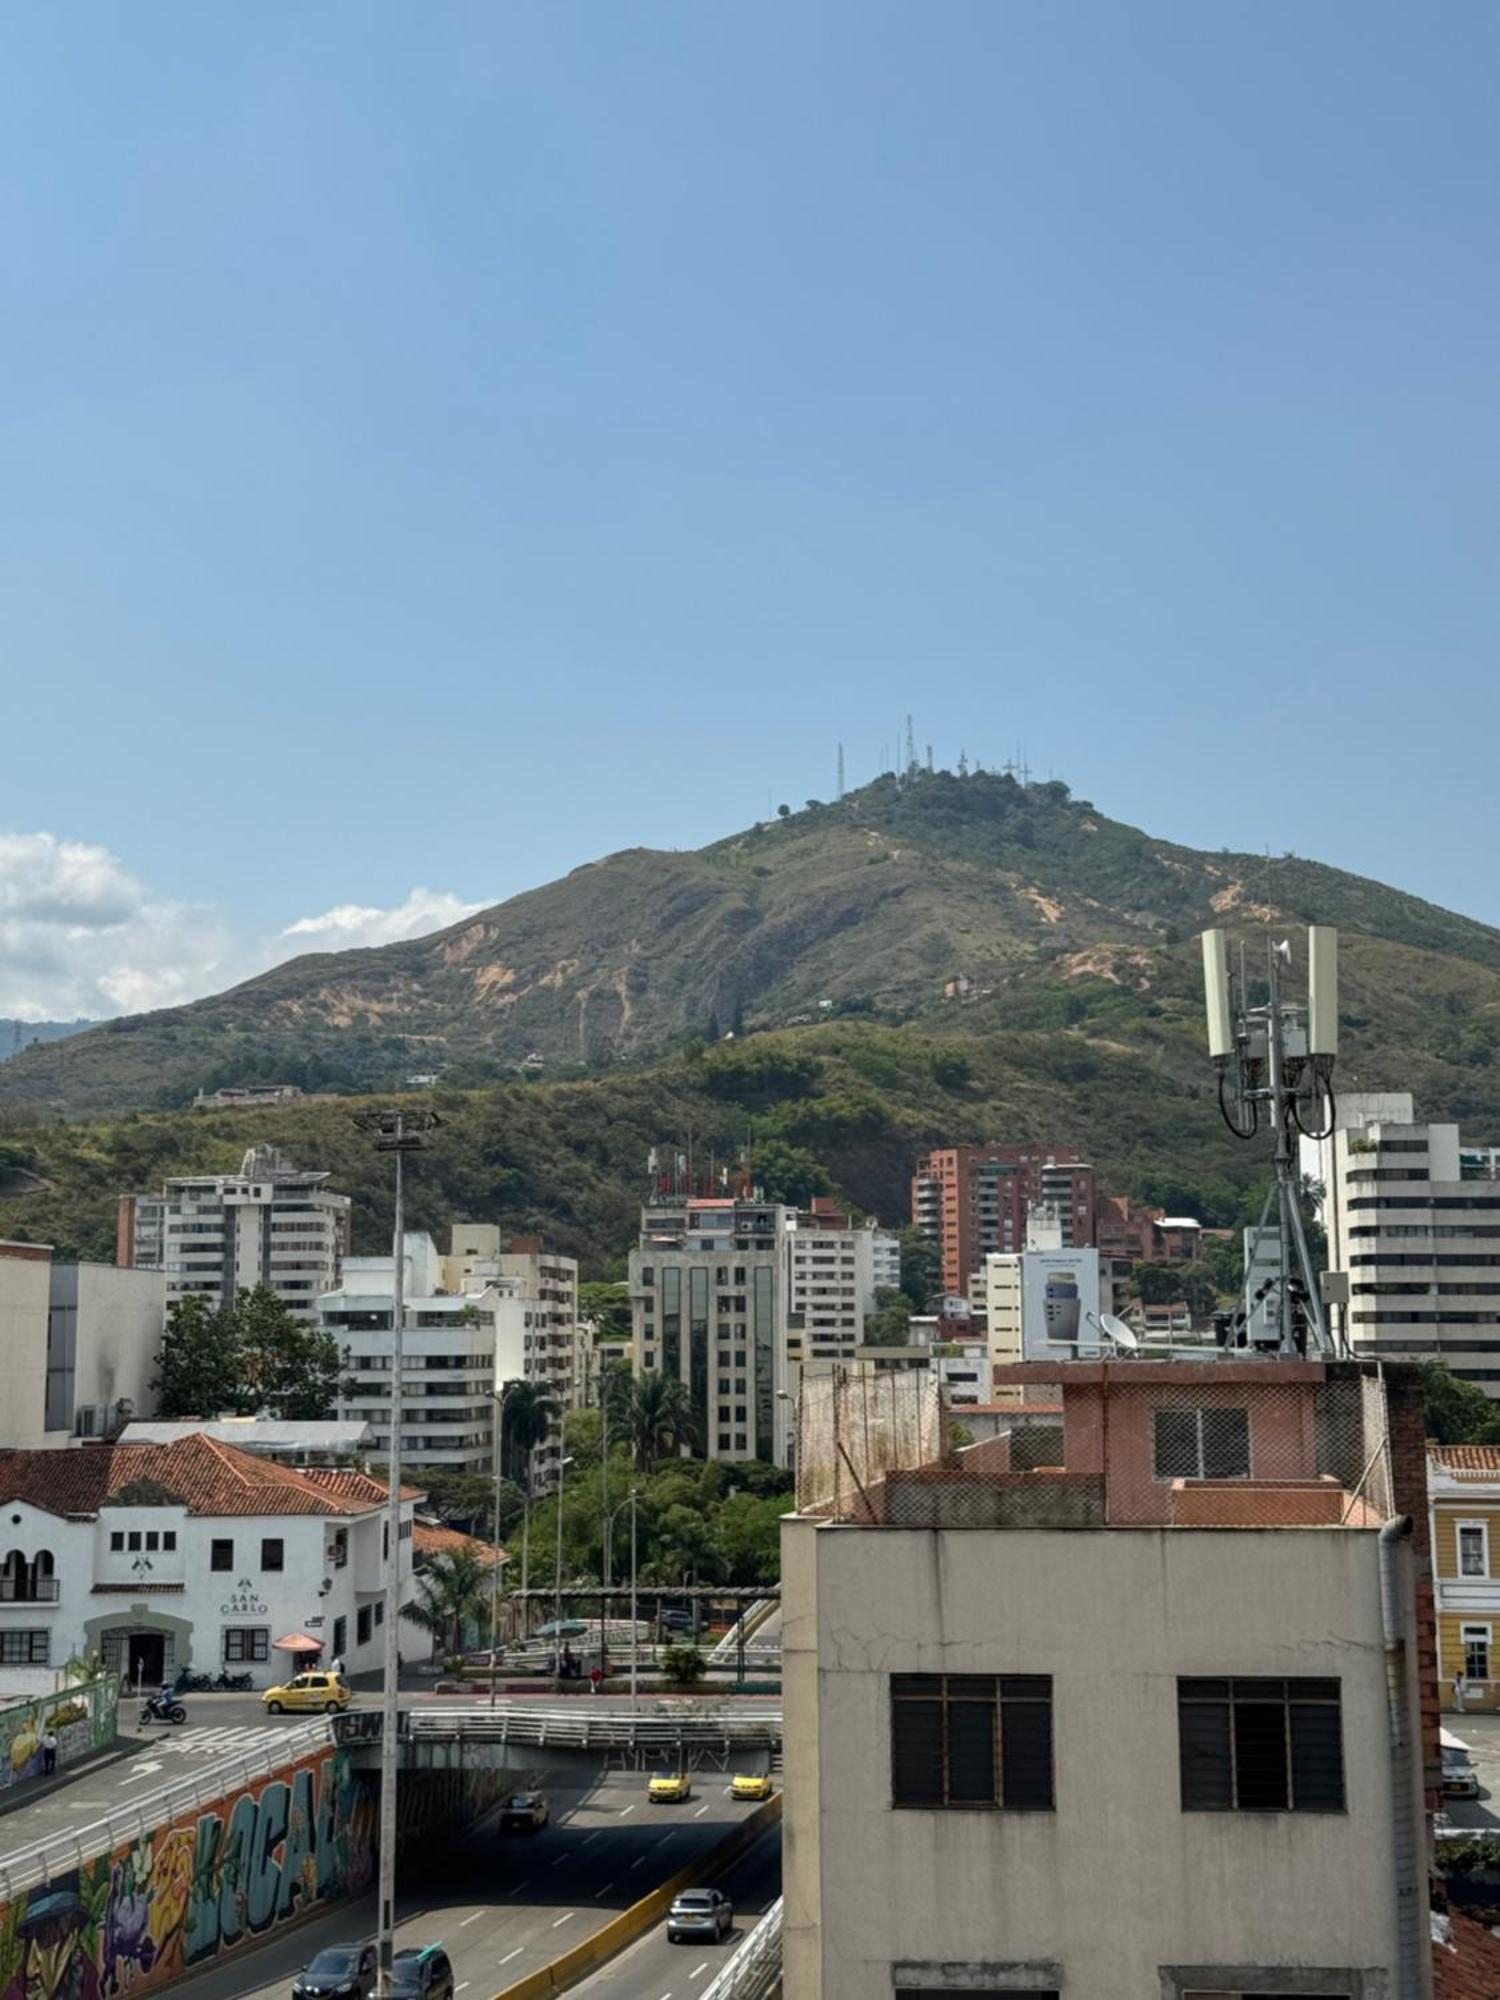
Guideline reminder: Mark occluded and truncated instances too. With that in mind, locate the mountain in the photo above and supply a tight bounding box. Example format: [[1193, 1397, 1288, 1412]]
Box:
[[3, 770, 1500, 1129], [0, 1018, 95, 1064]]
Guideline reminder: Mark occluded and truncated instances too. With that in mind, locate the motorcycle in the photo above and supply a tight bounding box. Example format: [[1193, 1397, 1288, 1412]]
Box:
[[214, 1669, 253, 1691], [174, 1667, 212, 1693], [138, 1693, 187, 1726]]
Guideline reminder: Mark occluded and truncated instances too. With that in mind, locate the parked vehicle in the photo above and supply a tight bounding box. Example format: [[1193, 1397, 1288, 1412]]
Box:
[[500, 1791, 549, 1833], [666, 1889, 733, 1943], [215, 1668, 254, 1692], [263, 1672, 351, 1715], [648, 1772, 693, 1802], [1442, 1727, 1480, 1799], [138, 1693, 187, 1726], [291, 1943, 377, 1999], [174, 1667, 213, 1693], [390, 1944, 455, 1999]]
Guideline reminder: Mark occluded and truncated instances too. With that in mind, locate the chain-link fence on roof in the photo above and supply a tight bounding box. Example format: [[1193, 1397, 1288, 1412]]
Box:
[[794, 1369, 943, 1520]]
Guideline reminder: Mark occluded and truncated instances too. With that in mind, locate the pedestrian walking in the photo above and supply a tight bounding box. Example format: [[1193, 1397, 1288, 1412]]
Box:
[[589, 1664, 603, 1695], [1455, 1668, 1468, 1712], [40, 1729, 58, 1775], [329, 1655, 344, 1678]]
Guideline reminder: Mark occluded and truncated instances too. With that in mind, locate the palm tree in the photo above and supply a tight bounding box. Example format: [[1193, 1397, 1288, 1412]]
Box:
[[404, 1548, 493, 1659], [625, 1372, 699, 1472], [501, 1381, 560, 1487]]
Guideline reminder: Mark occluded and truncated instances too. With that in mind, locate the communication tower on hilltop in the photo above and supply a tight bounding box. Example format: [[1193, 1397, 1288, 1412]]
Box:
[[1201, 926, 1340, 1355]]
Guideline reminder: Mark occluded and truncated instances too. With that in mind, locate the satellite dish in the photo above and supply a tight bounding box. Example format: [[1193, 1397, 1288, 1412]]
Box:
[[1099, 1313, 1139, 1352]]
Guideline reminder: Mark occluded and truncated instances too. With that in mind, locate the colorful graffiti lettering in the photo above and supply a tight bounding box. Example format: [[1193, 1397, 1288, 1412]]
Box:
[[0, 1750, 374, 2000]]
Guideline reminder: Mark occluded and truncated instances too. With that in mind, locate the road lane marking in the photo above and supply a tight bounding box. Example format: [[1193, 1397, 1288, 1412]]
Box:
[[620, 1803, 635, 1815], [550, 1855, 570, 1867], [630, 1856, 647, 1869], [693, 1804, 708, 1817], [595, 1880, 616, 1897], [552, 1912, 575, 1928], [508, 1880, 532, 1899], [581, 1831, 601, 1845], [460, 1912, 482, 1926], [690, 1963, 709, 1978], [456, 1985, 470, 1993], [499, 1947, 524, 1966]]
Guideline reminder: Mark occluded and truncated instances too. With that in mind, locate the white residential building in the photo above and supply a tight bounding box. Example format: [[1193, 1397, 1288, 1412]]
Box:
[[871, 1228, 901, 1293], [0, 1432, 418, 1687], [0, 1241, 166, 1447], [1321, 1113, 1500, 1391], [325, 1228, 580, 1480], [120, 1146, 350, 1322], [787, 1203, 878, 1367]]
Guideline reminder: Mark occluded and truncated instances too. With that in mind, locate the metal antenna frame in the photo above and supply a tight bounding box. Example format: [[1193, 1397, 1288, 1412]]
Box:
[[1210, 938, 1337, 1356]]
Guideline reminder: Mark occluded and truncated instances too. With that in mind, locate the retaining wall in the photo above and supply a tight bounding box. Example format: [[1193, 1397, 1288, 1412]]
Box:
[[0, 1675, 118, 1794]]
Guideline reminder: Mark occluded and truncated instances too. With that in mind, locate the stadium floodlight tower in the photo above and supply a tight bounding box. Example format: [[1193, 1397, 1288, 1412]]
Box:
[[1201, 925, 1340, 1356]]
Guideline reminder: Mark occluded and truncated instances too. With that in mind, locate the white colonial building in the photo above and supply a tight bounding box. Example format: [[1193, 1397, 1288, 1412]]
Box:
[[0, 1433, 418, 1687]]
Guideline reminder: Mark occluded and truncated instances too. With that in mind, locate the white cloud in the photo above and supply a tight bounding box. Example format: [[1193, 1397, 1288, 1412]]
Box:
[[0, 833, 490, 1021], [277, 888, 487, 955], [0, 833, 234, 1021]]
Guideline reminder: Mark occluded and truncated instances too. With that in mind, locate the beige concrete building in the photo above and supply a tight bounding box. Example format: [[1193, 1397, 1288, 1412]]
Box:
[[0, 1242, 166, 1447], [781, 1358, 1435, 2000]]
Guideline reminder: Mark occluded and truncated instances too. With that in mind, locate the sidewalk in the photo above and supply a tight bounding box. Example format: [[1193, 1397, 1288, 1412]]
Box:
[[0, 1734, 146, 1844]]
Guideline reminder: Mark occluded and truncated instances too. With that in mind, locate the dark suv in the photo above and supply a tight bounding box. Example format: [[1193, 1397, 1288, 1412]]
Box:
[[292, 1944, 377, 1999], [391, 1946, 454, 2000]]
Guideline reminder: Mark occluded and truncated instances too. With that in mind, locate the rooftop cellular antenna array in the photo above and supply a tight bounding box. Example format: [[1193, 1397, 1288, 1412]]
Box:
[[1201, 926, 1341, 1356]]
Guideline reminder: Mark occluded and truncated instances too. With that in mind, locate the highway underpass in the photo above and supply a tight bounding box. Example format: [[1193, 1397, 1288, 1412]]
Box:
[[164, 1766, 773, 2000]]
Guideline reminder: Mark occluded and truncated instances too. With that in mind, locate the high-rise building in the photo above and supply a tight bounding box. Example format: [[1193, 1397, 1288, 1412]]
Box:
[[911, 1146, 1096, 1297], [119, 1146, 350, 1322], [1319, 1112, 1500, 1391], [781, 1356, 1436, 1996], [787, 1199, 878, 1368], [325, 1227, 580, 1479], [0, 1241, 165, 1446]]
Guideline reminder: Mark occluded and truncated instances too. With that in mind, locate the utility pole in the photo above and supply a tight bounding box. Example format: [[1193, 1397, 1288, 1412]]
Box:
[[488, 1381, 518, 1709], [353, 1108, 438, 2000]]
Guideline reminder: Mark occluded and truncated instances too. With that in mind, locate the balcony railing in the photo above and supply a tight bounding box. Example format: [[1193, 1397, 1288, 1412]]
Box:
[[0, 1577, 60, 1604]]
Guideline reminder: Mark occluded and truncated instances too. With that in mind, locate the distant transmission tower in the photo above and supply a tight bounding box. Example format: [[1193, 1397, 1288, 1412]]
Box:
[[905, 714, 916, 774]]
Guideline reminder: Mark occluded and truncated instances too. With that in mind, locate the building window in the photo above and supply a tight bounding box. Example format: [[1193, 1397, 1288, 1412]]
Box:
[[127, 1531, 141, 1552], [0, 1631, 49, 1665], [374, 1601, 384, 1626], [110, 1532, 124, 1552], [261, 1538, 285, 1572], [357, 1606, 372, 1645], [210, 1539, 233, 1572], [332, 1615, 347, 1657], [145, 1532, 159, 1552], [1154, 1407, 1251, 1480], [164, 1531, 176, 1551], [1459, 1521, 1490, 1578], [890, 1674, 1053, 1811], [1178, 1678, 1344, 1811], [1464, 1624, 1491, 1680], [223, 1627, 269, 1663]]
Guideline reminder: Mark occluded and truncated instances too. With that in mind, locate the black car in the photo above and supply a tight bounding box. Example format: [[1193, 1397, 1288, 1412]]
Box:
[[391, 1945, 455, 2000], [500, 1790, 550, 1833], [292, 1944, 377, 1999]]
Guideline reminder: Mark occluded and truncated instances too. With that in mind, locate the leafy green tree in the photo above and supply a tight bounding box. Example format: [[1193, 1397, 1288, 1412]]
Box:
[[750, 1139, 832, 1208], [1133, 1263, 1181, 1306], [709, 1491, 784, 1583], [501, 1381, 561, 1486], [1197, 1233, 1243, 1298], [417, 1468, 523, 1538], [236, 1285, 344, 1420], [624, 1372, 699, 1471], [1422, 1362, 1500, 1445], [404, 1547, 493, 1657], [577, 1282, 632, 1343], [897, 1226, 939, 1312], [153, 1295, 245, 1418], [864, 1286, 913, 1347]]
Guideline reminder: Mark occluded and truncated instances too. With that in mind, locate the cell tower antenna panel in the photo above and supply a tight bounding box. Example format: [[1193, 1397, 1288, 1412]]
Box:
[[1307, 925, 1339, 1057]]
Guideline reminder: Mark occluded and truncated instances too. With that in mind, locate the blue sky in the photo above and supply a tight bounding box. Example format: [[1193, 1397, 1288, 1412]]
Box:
[[1, 3, 1496, 1016]]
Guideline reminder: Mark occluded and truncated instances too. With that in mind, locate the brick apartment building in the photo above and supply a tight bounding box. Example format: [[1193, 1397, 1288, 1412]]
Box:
[[912, 1146, 1097, 1297]]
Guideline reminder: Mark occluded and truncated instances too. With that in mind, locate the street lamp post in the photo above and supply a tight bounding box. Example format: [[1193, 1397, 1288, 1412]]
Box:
[[604, 1488, 640, 1707], [487, 1381, 521, 1710], [553, 1455, 575, 1681], [353, 1108, 438, 2000]]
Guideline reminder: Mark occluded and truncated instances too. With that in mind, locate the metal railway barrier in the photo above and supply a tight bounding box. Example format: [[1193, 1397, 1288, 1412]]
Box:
[[407, 1705, 782, 1750], [490, 1793, 782, 2000], [0, 1717, 333, 1901], [699, 1897, 783, 2000]]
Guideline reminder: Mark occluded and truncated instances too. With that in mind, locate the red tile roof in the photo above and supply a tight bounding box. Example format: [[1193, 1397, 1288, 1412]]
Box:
[[414, 1524, 506, 1568], [1432, 1446, 1500, 1474], [1434, 1906, 1500, 1997], [0, 1435, 407, 1521], [301, 1468, 426, 1505]]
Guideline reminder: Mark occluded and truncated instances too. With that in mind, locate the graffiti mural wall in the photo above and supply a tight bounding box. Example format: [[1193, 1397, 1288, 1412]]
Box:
[[0, 1746, 374, 2000], [0, 1679, 117, 1795]]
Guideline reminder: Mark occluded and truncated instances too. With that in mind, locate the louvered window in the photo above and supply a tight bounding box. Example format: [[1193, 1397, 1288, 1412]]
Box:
[[1178, 1678, 1344, 1811], [890, 1674, 1053, 1810]]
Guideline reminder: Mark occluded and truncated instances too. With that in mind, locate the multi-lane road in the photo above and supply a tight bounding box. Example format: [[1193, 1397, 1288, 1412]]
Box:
[[167, 1767, 773, 2000]]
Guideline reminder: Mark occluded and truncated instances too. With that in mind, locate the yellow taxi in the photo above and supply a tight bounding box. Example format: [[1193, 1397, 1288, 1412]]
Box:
[[648, 1772, 693, 1803], [262, 1671, 351, 1715], [730, 1772, 774, 1802]]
